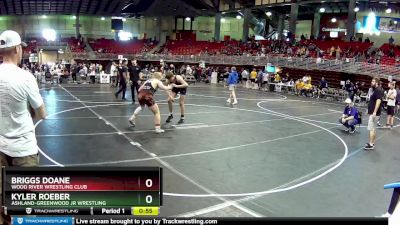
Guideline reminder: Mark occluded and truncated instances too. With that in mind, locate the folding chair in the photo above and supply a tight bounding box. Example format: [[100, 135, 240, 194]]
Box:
[[44, 72, 52, 84], [52, 74, 59, 84]]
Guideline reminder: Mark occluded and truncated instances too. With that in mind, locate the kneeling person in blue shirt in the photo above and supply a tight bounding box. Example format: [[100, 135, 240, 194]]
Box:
[[339, 98, 359, 133]]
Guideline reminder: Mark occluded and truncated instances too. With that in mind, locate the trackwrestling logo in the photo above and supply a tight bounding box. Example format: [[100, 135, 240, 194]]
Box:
[[26, 208, 32, 214]]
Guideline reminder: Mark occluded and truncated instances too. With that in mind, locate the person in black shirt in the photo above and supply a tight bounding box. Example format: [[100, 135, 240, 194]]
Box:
[[129, 59, 141, 104], [116, 60, 122, 88], [71, 63, 77, 83], [345, 80, 355, 101], [365, 77, 384, 150], [165, 71, 189, 124], [317, 77, 328, 99], [115, 60, 129, 100]]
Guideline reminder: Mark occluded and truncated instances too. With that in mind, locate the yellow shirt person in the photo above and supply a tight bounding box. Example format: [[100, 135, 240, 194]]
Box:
[[250, 70, 257, 80], [303, 83, 312, 90], [275, 74, 281, 82]]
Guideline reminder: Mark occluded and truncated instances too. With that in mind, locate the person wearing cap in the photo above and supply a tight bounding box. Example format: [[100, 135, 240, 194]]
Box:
[[0, 30, 47, 224], [339, 98, 359, 133]]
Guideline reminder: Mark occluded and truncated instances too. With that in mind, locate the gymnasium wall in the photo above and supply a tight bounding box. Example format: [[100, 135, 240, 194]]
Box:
[[0, 15, 175, 40], [40, 51, 59, 64], [0, 15, 248, 42], [194, 16, 247, 41], [296, 20, 312, 39], [1, 12, 398, 47]]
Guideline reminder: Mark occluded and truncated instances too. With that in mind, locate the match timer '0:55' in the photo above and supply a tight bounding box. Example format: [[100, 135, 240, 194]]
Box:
[[132, 207, 159, 216]]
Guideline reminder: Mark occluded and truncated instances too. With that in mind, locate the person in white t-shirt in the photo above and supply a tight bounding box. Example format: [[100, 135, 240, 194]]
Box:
[[385, 81, 397, 129], [262, 72, 269, 91], [241, 69, 249, 87], [0, 30, 47, 224], [110, 61, 118, 87], [186, 65, 192, 76]]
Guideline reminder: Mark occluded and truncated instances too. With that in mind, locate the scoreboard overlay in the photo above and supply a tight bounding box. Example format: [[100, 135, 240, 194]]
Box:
[[1, 167, 162, 216]]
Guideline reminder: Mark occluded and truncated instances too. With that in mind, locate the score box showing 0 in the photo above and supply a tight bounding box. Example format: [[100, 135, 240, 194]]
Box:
[[2, 167, 163, 212]]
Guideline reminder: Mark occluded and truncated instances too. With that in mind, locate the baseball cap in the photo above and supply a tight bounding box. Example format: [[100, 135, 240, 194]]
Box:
[[344, 98, 352, 104], [0, 30, 27, 49]]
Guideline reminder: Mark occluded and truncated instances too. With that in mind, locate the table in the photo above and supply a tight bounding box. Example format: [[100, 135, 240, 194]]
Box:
[[269, 83, 294, 93]]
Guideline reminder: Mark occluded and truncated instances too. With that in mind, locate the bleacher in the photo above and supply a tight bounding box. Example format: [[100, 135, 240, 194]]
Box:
[[22, 37, 86, 54], [88, 38, 156, 54], [161, 40, 226, 55], [159, 39, 375, 58], [379, 43, 400, 66], [61, 37, 85, 53], [298, 40, 374, 59], [23, 40, 38, 54], [380, 43, 400, 56]]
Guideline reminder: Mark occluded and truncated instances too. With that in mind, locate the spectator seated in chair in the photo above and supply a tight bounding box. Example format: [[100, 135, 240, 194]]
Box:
[[339, 98, 361, 133], [300, 82, 312, 97], [295, 79, 304, 95]]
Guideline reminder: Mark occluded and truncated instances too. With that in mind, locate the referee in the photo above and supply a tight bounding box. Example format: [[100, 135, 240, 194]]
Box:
[[115, 59, 129, 100], [129, 59, 141, 104]]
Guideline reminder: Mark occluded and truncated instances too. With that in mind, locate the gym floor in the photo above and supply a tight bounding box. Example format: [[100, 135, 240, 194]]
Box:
[[36, 83, 399, 217]]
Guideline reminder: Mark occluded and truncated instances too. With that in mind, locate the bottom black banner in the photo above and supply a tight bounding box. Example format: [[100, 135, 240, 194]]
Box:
[[10, 217, 389, 225]]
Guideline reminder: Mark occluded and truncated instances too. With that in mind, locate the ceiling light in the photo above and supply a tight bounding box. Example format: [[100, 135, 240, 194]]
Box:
[[319, 8, 325, 13], [118, 31, 133, 41], [42, 15, 47, 19], [101, 17, 105, 20], [331, 18, 337, 23], [221, 18, 226, 22], [185, 17, 191, 21], [386, 8, 392, 14], [122, 18, 126, 22], [42, 29, 56, 41], [236, 15, 242, 19], [266, 12, 272, 17], [354, 7, 359, 12]]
